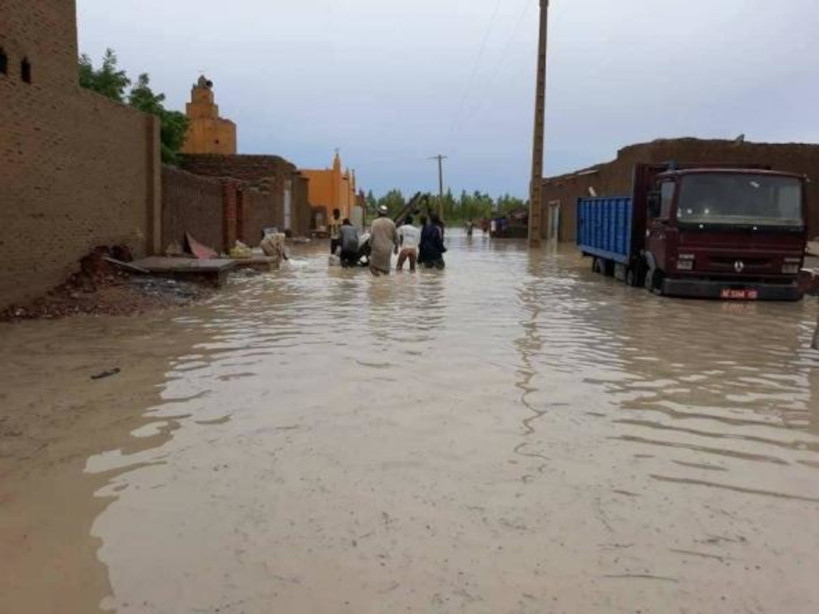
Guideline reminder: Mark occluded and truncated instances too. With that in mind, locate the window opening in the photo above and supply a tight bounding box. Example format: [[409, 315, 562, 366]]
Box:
[[21, 57, 32, 83]]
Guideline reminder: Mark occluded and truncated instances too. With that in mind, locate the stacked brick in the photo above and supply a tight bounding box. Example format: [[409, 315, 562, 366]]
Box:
[[161, 167, 224, 251], [179, 154, 313, 238], [0, 0, 160, 309]]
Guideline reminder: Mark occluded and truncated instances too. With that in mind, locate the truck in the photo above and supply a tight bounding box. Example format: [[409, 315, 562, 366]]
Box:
[[576, 163, 809, 300]]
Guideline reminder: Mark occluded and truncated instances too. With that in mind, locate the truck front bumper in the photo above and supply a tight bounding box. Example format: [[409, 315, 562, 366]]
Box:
[[662, 278, 804, 301]]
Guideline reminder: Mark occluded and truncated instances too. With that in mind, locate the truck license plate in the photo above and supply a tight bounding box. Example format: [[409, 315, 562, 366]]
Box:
[[721, 289, 759, 300]]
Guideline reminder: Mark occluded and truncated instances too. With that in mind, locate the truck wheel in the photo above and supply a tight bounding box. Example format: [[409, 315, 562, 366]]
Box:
[[627, 263, 645, 287], [644, 267, 665, 295], [593, 258, 613, 276]]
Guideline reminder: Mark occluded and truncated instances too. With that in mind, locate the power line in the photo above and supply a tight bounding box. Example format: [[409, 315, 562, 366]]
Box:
[[447, 0, 504, 141], [465, 0, 535, 120]]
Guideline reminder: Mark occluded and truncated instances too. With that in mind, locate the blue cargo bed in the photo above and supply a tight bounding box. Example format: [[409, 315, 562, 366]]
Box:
[[576, 197, 633, 265]]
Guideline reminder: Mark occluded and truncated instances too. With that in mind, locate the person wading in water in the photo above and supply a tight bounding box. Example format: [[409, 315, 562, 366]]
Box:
[[369, 205, 398, 276], [418, 214, 446, 269], [396, 216, 420, 272], [339, 218, 360, 268], [329, 208, 342, 255]]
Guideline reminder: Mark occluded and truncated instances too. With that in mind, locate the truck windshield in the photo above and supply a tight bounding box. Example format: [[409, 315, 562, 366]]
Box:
[[676, 174, 803, 228]]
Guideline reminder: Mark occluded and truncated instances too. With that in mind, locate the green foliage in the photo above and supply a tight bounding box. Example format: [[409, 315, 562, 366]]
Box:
[[79, 48, 131, 102], [129, 74, 190, 164], [366, 190, 378, 214], [376, 189, 407, 217], [78, 52, 189, 165], [128, 73, 165, 114], [371, 189, 528, 224], [496, 193, 528, 215]]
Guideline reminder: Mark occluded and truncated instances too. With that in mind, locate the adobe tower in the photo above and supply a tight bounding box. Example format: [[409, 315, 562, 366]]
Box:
[[181, 75, 237, 155]]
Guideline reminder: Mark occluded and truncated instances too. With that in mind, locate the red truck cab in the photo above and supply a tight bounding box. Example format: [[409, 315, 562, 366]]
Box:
[[643, 168, 807, 300]]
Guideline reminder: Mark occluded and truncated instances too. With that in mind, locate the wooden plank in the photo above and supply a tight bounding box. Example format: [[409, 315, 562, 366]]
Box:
[[102, 256, 150, 275], [132, 257, 238, 273]]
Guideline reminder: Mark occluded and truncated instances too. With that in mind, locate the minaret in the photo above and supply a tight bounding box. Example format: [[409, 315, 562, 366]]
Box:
[[180, 75, 237, 155]]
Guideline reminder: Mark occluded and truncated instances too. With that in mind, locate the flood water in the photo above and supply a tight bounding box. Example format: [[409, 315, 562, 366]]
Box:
[[1, 234, 818, 614]]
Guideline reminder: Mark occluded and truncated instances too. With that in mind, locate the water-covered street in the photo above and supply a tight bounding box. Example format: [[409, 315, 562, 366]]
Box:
[[2, 234, 818, 614]]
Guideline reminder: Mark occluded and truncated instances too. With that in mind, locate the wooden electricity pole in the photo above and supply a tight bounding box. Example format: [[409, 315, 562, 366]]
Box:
[[430, 154, 448, 219], [528, 0, 550, 247]]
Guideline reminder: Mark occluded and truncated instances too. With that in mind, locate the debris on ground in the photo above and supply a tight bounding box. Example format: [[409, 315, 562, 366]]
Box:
[[90, 368, 121, 380], [0, 246, 214, 322], [229, 241, 253, 259], [186, 232, 219, 260]]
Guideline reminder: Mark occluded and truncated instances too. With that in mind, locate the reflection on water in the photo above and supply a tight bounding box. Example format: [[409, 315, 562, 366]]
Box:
[[2, 233, 819, 613]]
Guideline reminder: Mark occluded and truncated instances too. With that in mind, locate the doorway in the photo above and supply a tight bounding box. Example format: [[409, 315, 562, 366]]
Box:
[[547, 200, 561, 241], [283, 180, 292, 232]]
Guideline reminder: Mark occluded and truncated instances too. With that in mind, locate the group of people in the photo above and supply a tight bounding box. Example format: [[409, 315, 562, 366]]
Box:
[[328, 206, 447, 275], [365, 206, 448, 276]]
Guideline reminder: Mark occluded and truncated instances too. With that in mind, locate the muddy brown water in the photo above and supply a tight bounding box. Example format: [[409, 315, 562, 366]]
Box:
[[1, 235, 818, 614]]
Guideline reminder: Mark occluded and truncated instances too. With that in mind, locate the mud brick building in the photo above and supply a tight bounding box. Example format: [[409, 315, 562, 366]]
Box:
[[0, 0, 316, 309], [178, 154, 311, 242], [0, 0, 161, 308], [541, 138, 819, 244]]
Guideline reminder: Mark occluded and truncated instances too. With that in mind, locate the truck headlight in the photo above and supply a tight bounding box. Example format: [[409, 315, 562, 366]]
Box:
[[677, 254, 695, 271]]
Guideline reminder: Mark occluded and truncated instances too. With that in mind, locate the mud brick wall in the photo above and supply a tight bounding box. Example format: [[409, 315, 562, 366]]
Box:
[[180, 154, 294, 183], [0, 0, 161, 309], [241, 189, 275, 245], [543, 139, 819, 244], [180, 154, 312, 236], [161, 167, 224, 251]]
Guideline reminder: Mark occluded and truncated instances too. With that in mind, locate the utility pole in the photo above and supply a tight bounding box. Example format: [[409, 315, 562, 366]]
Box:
[[430, 154, 448, 219], [528, 0, 550, 247]]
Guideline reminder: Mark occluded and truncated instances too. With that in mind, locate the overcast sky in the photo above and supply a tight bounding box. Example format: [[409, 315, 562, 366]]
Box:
[[77, 0, 819, 197]]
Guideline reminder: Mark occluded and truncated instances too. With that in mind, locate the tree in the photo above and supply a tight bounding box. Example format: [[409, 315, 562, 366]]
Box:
[[496, 194, 528, 215], [366, 190, 378, 214], [128, 74, 190, 164], [79, 52, 190, 165], [79, 48, 131, 102], [376, 190, 406, 217]]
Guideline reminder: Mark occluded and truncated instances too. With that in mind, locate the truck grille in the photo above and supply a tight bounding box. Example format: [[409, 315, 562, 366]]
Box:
[[707, 256, 773, 273]]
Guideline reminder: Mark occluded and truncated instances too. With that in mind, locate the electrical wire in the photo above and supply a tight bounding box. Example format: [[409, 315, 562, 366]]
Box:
[[465, 0, 535, 119], [447, 0, 505, 141]]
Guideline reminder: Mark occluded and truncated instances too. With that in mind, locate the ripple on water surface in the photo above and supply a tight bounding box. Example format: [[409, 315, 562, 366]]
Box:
[[9, 234, 818, 613]]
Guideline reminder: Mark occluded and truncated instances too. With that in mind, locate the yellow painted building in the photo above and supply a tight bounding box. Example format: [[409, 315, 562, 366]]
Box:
[[180, 76, 237, 155], [301, 152, 357, 226]]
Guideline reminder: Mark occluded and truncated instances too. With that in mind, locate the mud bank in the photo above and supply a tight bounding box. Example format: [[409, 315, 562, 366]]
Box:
[[1, 248, 214, 322], [1, 237, 818, 614]]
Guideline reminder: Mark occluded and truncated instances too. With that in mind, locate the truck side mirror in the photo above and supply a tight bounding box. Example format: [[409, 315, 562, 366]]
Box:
[[647, 191, 661, 218]]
